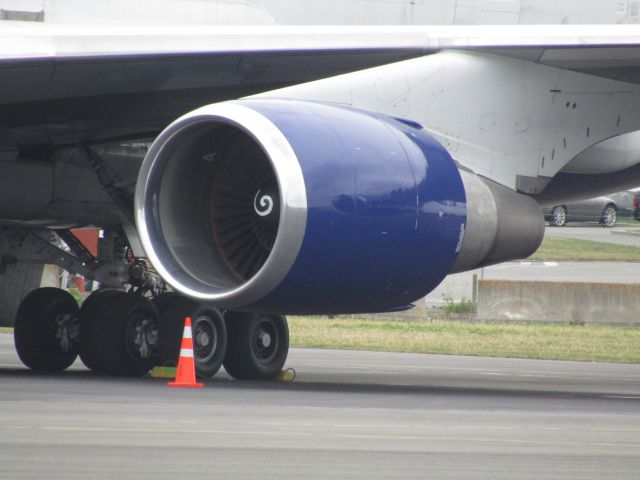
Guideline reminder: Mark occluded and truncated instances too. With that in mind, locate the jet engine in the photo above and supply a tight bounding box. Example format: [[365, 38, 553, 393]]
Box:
[[135, 99, 543, 314]]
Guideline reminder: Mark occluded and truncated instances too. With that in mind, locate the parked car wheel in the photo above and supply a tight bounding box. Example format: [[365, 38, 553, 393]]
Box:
[[550, 206, 567, 227], [601, 204, 617, 227]]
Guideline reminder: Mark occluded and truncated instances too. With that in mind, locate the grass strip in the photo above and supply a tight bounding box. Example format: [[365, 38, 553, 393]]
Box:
[[289, 316, 640, 363], [2, 318, 638, 363], [529, 236, 640, 261]]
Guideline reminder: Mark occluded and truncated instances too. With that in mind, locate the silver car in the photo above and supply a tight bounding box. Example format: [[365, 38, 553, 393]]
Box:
[[543, 196, 617, 227]]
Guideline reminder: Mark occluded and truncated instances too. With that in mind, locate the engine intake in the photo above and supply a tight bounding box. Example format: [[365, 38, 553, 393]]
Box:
[[136, 101, 307, 308]]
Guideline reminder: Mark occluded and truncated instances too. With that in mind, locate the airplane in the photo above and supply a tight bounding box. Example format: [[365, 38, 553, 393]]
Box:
[[3, 0, 640, 380]]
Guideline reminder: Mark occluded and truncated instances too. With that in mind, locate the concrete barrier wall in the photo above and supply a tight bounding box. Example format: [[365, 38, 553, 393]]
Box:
[[477, 279, 640, 326]]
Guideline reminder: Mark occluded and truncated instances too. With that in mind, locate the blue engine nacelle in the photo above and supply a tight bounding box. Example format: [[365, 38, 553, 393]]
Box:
[[135, 99, 541, 314]]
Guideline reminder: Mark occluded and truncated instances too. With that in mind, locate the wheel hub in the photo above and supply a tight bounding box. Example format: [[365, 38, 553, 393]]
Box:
[[129, 316, 158, 360], [603, 208, 616, 227], [253, 318, 278, 362], [258, 331, 272, 348], [193, 316, 217, 362], [197, 330, 210, 347], [553, 207, 566, 225], [54, 314, 79, 353]]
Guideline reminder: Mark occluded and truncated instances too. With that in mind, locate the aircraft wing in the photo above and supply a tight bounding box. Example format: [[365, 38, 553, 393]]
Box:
[[4, 23, 640, 148]]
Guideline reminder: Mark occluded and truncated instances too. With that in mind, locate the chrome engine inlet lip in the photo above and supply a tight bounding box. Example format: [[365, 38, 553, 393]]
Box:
[[135, 101, 307, 307]]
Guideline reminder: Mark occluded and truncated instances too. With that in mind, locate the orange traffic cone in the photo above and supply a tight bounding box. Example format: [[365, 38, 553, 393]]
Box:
[[168, 317, 204, 388]]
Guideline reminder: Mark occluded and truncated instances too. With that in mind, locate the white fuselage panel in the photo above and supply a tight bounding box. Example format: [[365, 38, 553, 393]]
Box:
[[258, 51, 640, 190]]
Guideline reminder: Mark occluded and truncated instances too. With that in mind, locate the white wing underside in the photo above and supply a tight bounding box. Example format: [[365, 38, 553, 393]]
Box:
[[3, 23, 640, 82], [4, 23, 640, 198]]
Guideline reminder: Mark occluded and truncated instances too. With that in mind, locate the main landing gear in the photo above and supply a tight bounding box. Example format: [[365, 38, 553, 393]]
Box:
[[11, 228, 289, 380], [152, 293, 289, 380], [13, 287, 289, 380]]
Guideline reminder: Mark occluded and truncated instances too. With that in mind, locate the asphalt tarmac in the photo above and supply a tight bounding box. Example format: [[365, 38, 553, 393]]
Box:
[[1, 333, 639, 479]]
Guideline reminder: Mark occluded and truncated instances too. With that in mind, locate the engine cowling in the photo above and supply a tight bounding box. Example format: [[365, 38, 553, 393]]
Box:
[[135, 99, 543, 314]]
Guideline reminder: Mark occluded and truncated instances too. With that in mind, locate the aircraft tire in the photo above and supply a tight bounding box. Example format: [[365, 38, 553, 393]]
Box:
[[223, 312, 289, 380], [155, 295, 227, 378], [79, 289, 120, 371], [191, 305, 227, 378], [154, 293, 193, 367], [151, 292, 179, 317], [14, 287, 79, 372], [91, 292, 157, 376]]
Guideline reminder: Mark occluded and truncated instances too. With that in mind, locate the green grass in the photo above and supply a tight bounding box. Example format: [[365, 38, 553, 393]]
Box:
[[529, 236, 640, 261], [288, 316, 640, 363], [442, 295, 475, 315], [0, 327, 12, 334]]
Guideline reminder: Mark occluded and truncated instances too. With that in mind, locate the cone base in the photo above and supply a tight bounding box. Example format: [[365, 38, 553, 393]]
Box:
[[167, 381, 204, 388]]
